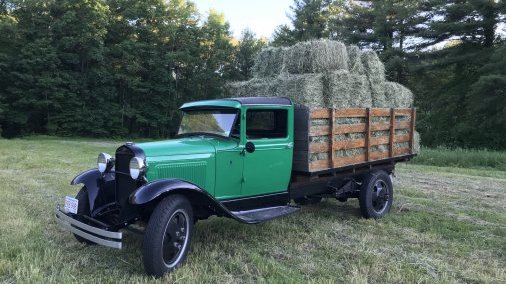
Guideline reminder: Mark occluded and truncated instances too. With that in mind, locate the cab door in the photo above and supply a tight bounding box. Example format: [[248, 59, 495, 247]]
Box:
[[242, 106, 293, 197]]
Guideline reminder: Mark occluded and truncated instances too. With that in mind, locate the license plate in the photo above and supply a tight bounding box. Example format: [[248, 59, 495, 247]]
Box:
[[64, 196, 79, 214]]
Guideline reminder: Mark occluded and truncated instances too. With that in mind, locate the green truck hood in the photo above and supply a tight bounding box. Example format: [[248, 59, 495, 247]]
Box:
[[138, 136, 239, 157], [136, 137, 238, 193], [137, 137, 216, 157]]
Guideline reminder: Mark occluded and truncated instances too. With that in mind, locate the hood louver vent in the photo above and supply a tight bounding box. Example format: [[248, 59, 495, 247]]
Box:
[[155, 162, 207, 188]]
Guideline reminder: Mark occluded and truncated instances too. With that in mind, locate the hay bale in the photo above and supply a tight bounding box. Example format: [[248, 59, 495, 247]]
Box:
[[383, 81, 414, 108], [326, 70, 372, 108], [310, 40, 349, 73], [347, 45, 365, 75], [226, 78, 276, 97], [252, 47, 286, 78], [335, 148, 366, 157], [310, 152, 329, 161], [310, 135, 330, 144], [334, 133, 365, 140], [282, 42, 313, 74], [361, 51, 387, 107], [279, 40, 350, 75], [275, 73, 325, 107]]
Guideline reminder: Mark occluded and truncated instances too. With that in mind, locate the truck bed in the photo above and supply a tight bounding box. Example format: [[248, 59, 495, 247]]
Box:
[[293, 106, 416, 173]]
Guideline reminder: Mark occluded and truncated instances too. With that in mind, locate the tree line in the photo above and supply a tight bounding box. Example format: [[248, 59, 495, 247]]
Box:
[[0, 0, 264, 138], [0, 0, 505, 149]]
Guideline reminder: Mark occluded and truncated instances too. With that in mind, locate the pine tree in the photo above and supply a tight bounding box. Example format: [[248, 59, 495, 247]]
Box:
[[272, 0, 342, 46], [233, 29, 266, 80]]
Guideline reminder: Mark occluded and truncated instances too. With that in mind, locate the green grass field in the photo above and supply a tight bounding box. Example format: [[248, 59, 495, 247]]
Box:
[[0, 137, 504, 283]]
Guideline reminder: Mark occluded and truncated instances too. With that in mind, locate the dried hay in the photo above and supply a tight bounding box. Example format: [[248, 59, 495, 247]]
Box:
[[326, 70, 372, 108], [252, 40, 350, 78], [347, 45, 365, 75], [276, 73, 325, 107], [226, 78, 276, 98], [284, 40, 349, 74], [383, 82, 414, 108], [372, 130, 390, 137], [252, 47, 286, 78], [371, 144, 389, 152], [372, 116, 390, 123], [335, 148, 366, 157], [310, 152, 329, 161], [335, 133, 365, 140], [361, 51, 387, 107], [395, 129, 409, 135], [335, 117, 366, 124], [311, 119, 330, 126], [310, 135, 329, 143]]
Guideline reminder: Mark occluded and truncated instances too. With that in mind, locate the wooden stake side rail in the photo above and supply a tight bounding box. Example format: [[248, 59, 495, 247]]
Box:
[[304, 107, 416, 172]]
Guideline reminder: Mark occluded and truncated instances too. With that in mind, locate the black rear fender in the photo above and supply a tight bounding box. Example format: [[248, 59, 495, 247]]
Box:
[[71, 169, 115, 212], [129, 179, 232, 221]]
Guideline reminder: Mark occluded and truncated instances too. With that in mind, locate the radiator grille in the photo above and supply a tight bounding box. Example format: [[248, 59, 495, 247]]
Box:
[[115, 146, 136, 207]]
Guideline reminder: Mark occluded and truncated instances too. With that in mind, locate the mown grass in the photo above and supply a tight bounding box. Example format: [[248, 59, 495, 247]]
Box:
[[412, 147, 506, 171], [0, 137, 504, 283]]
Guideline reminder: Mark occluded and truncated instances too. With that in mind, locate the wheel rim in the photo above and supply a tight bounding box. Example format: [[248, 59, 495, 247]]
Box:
[[371, 180, 390, 214], [161, 209, 190, 268]]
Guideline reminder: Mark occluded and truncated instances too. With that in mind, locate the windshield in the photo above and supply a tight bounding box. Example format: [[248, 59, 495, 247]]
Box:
[[178, 109, 238, 137]]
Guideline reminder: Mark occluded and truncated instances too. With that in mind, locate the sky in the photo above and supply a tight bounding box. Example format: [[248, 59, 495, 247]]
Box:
[[192, 1, 506, 42], [192, 0, 293, 39]]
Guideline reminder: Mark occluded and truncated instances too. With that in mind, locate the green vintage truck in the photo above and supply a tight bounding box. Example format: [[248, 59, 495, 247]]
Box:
[[55, 97, 416, 277]]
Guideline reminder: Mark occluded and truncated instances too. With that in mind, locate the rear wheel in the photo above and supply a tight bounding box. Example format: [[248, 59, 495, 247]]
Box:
[[359, 171, 393, 219], [73, 187, 96, 245], [143, 195, 193, 277]]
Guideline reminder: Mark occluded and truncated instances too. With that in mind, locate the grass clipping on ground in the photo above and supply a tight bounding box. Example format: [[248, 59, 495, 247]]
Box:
[[226, 39, 420, 158]]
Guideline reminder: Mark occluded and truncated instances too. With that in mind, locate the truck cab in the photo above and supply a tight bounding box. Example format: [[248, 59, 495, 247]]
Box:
[[176, 97, 294, 204]]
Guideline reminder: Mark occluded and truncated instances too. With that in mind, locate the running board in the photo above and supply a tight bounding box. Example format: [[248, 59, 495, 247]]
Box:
[[230, 205, 300, 224]]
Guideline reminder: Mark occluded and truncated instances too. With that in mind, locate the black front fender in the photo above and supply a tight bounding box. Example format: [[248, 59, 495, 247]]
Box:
[[71, 169, 114, 212], [129, 179, 250, 223]]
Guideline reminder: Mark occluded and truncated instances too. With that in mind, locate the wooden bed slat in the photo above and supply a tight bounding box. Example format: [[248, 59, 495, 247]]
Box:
[[334, 108, 367, 118]]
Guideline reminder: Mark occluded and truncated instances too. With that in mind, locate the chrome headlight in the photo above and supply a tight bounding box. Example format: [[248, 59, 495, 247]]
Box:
[[129, 157, 146, 180], [97, 153, 114, 173]]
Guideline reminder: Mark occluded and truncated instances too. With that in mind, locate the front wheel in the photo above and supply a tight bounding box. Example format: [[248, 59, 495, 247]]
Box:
[[143, 195, 194, 277], [359, 171, 393, 219]]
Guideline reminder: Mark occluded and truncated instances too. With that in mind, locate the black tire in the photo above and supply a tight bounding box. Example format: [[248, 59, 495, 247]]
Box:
[[73, 187, 96, 245], [143, 195, 194, 277], [294, 195, 322, 205], [359, 171, 393, 219]]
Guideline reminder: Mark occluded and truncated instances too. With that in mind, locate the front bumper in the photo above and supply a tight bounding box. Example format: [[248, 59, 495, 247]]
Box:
[[55, 205, 123, 249]]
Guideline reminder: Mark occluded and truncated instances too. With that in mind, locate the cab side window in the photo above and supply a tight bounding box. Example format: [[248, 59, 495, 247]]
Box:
[[246, 109, 287, 139]]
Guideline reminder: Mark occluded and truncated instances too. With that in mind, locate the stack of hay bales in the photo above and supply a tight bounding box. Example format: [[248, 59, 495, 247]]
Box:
[[227, 39, 415, 109], [226, 39, 420, 158]]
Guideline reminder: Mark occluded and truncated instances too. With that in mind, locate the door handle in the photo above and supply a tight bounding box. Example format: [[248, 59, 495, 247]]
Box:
[[287, 142, 294, 149]]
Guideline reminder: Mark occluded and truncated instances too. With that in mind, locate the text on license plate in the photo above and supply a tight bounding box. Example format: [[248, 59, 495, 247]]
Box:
[[64, 196, 79, 214]]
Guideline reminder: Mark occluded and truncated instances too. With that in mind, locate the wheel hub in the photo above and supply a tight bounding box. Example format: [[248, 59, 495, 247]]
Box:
[[162, 211, 189, 266], [371, 180, 390, 213]]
